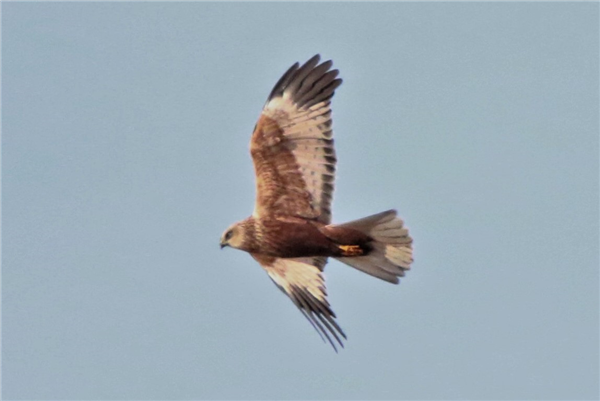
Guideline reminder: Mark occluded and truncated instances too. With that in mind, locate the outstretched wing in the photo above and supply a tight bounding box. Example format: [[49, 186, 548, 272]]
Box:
[[250, 54, 342, 224], [251, 254, 346, 351]]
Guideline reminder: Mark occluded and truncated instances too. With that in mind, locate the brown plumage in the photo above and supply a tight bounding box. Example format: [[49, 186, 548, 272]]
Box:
[[220, 55, 413, 351]]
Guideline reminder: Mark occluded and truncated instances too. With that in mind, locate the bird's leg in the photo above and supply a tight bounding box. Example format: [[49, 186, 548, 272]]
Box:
[[338, 244, 365, 256]]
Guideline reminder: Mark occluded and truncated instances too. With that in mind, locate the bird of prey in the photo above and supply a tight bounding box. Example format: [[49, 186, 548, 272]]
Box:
[[220, 54, 413, 351]]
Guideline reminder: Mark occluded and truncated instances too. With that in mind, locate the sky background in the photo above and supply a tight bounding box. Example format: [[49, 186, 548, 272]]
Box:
[[2, 2, 598, 400]]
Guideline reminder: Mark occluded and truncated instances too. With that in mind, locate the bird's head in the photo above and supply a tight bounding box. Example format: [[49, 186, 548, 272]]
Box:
[[219, 221, 247, 250]]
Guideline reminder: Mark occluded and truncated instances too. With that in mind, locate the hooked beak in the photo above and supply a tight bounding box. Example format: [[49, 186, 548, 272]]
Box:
[[220, 241, 227, 249]]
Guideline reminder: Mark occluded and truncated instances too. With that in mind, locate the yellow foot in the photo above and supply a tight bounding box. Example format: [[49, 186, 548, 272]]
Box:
[[339, 244, 364, 256]]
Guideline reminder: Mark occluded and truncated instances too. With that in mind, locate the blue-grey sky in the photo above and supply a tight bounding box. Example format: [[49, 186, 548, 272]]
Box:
[[2, 2, 598, 400]]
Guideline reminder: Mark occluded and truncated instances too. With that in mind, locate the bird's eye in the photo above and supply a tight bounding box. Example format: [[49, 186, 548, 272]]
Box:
[[225, 230, 233, 240]]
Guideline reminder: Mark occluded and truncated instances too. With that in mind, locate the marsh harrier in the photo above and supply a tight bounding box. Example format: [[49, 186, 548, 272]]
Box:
[[220, 55, 413, 351]]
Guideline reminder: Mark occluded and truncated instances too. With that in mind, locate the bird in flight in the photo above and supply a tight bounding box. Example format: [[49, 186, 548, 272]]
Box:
[[220, 54, 413, 351]]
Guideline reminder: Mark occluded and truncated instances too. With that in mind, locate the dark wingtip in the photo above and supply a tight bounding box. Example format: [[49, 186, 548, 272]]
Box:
[[306, 54, 321, 65], [266, 61, 299, 102], [266, 54, 342, 109], [291, 285, 346, 352]]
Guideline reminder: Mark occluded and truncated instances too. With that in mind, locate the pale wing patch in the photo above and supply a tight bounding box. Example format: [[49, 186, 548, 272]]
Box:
[[266, 257, 327, 302], [253, 255, 346, 351], [260, 100, 336, 223]]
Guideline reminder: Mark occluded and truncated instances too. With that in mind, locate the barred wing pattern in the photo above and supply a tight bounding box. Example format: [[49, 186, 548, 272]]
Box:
[[250, 55, 342, 224]]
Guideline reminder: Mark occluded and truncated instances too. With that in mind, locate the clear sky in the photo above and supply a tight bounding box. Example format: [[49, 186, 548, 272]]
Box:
[[2, 2, 598, 400]]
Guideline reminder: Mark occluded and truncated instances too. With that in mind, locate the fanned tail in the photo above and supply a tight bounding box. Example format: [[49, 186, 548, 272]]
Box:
[[333, 210, 413, 284]]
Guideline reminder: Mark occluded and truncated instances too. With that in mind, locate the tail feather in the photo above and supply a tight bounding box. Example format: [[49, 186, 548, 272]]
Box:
[[332, 210, 413, 284]]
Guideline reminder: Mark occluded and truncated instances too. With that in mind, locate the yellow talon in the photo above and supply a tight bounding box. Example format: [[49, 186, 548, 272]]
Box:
[[339, 244, 364, 256]]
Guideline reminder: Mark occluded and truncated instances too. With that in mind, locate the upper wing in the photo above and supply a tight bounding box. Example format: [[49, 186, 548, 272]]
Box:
[[250, 55, 342, 224], [251, 254, 346, 351]]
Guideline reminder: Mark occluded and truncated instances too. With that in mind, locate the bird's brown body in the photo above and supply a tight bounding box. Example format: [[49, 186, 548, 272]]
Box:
[[219, 55, 413, 351], [236, 216, 373, 258]]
